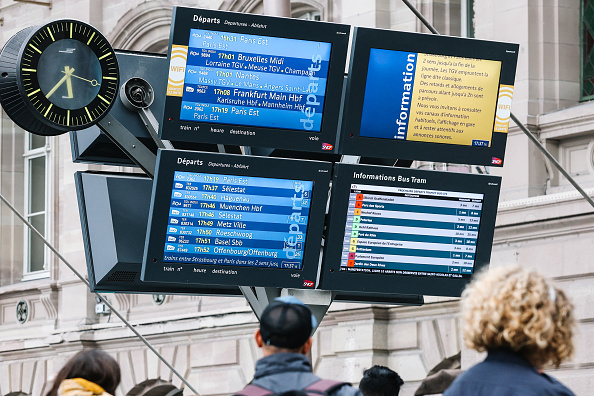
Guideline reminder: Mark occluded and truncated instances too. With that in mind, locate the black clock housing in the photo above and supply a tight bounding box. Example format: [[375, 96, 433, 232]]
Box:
[[0, 20, 119, 136]]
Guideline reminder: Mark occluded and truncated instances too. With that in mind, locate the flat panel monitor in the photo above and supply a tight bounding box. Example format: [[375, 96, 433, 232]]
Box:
[[75, 170, 241, 296], [141, 150, 332, 289], [339, 27, 519, 166], [321, 163, 501, 297], [160, 7, 350, 153]]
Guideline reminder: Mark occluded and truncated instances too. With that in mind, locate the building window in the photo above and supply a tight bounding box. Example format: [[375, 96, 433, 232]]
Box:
[[294, 10, 321, 21], [461, 0, 474, 38], [1, 111, 25, 286], [582, 0, 594, 100], [23, 132, 50, 279], [0, 110, 50, 285], [419, 0, 474, 37]]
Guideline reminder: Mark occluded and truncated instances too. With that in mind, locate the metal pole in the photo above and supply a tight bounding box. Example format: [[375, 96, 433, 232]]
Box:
[[402, 0, 594, 210], [0, 192, 200, 396], [402, 0, 440, 34]]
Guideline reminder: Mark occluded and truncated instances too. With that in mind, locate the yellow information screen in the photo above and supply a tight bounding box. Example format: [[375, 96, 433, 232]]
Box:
[[408, 54, 501, 146], [359, 50, 511, 149]]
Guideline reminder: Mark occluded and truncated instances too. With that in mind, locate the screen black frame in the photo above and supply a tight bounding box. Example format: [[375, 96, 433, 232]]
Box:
[[320, 163, 501, 297], [76, 170, 241, 296], [338, 27, 519, 166], [141, 149, 332, 289], [160, 6, 350, 154]]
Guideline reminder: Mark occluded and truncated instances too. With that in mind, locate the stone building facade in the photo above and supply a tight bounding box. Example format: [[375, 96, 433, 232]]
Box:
[[0, 0, 593, 395]]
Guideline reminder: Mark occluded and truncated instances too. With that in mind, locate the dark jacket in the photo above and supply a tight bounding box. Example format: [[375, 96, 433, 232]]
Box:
[[244, 352, 362, 396], [443, 349, 575, 396]]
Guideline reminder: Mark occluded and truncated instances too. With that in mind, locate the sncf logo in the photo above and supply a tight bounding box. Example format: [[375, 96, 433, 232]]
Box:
[[491, 157, 502, 165], [321, 143, 333, 151], [303, 280, 314, 288]]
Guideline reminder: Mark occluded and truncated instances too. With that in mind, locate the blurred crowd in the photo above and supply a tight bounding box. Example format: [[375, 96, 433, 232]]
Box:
[[43, 266, 575, 396]]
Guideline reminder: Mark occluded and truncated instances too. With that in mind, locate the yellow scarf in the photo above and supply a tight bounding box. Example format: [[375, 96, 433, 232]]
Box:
[[58, 378, 112, 396]]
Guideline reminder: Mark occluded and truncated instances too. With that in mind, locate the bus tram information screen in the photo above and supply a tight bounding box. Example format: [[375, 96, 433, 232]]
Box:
[[321, 163, 501, 297], [342, 184, 483, 275], [178, 29, 331, 132], [164, 171, 313, 270]]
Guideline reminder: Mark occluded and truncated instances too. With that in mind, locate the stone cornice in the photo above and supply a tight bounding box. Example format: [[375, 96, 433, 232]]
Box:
[[498, 188, 594, 214], [537, 101, 594, 140], [324, 305, 391, 324], [495, 187, 594, 242], [0, 309, 258, 354], [386, 299, 460, 321], [0, 301, 460, 354], [0, 279, 56, 297], [495, 211, 594, 244]]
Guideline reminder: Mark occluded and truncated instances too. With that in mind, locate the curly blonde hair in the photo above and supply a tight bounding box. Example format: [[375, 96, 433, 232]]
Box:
[[462, 266, 575, 368]]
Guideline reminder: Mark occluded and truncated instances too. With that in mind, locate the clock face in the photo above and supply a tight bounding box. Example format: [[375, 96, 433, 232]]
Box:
[[37, 39, 102, 110], [17, 20, 119, 132]]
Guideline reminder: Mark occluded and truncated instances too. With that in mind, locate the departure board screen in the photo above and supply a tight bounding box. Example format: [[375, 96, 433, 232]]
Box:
[[321, 163, 501, 297], [161, 7, 350, 153], [142, 149, 332, 289], [178, 29, 331, 132], [164, 171, 313, 270], [340, 27, 519, 166]]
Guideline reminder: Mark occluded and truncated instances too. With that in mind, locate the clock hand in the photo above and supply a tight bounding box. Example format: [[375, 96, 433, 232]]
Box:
[[63, 71, 100, 86], [65, 66, 74, 99], [46, 66, 75, 99]]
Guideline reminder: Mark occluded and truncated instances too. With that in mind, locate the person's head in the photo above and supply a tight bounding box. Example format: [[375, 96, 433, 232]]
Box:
[[462, 266, 575, 368], [255, 296, 317, 356], [359, 365, 404, 396], [45, 349, 121, 396]]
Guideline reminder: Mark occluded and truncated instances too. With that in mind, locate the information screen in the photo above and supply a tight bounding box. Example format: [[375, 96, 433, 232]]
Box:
[[339, 27, 519, 166], [321, 163, 501, 297], [142, 150, 332, 289], [161, 7, 350, 153], [163, 171, 313, 270], [360, 50, 502, 147]]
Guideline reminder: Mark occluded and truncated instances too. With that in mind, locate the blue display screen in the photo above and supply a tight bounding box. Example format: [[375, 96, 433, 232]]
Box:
[[163, 171, 313, 269], [359, 49, 417, 139], [179, 29, 332, 132]]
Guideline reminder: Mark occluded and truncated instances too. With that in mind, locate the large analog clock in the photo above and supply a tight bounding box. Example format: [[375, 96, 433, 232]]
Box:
[[0, 20, 119, 136]]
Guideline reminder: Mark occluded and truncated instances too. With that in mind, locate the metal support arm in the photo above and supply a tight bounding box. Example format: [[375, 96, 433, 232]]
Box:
[[97, 113, 157, 178], [240, 287, 333, 333]]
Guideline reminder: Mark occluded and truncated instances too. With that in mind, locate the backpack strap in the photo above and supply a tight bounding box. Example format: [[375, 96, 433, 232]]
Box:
[[305, 379, 350, 394], [234, 384, 274, 396], [234, 379, 350, 396]]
